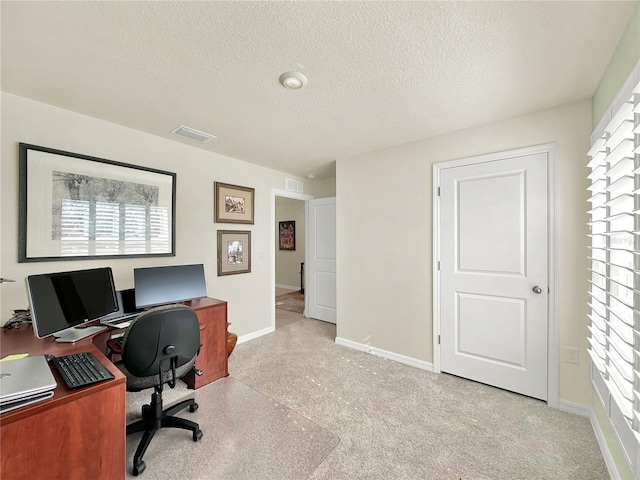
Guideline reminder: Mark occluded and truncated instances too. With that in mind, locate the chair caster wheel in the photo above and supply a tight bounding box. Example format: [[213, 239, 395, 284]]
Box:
[[132, 460, 146, 476], [189, 402, 199, 413], [193, 429, 203, 441]]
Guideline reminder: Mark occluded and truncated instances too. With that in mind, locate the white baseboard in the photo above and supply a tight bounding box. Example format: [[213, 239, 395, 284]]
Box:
[[558, 399, 590, 417], [276, 283, 299, 291], [589, 407, 622, 480], [237, 326, 274, 344], [334, 337, 434, 372]]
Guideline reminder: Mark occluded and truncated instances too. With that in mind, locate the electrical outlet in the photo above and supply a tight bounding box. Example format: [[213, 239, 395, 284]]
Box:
[[566, 347, 578, 364]]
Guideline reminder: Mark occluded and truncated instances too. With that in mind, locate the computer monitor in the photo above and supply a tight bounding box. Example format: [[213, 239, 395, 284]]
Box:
[[99, 288, 144, 324], [26, 267, 118, 340], [133, 264, 207, 308]]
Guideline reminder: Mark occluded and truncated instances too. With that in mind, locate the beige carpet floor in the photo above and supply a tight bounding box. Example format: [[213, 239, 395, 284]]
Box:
[[125, 312, 609, 480], [230, 315, 609, 480], [125, 378, 338, 479]]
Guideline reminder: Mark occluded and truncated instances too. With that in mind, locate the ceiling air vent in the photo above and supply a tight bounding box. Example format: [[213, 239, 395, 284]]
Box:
[[285, 178, 304, 193], [170, 125, 216, 143]]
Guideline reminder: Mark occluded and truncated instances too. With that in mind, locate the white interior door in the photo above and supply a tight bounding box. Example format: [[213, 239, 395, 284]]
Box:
[[439, 152, 549, 400], [307, 197, 336, 323]]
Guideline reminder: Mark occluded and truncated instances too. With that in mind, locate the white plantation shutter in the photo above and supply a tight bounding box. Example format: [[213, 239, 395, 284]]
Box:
[[588, 74, 640, 467]]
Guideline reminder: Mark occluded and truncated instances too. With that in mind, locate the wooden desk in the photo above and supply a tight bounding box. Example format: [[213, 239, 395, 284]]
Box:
[[0, 328, 126, 480], [183, 297, 229, 389], [0, 297, 228, 480]]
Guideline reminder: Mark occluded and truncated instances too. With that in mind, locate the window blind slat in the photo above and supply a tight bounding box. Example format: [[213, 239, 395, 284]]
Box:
[[605, 138, 635, 167], [607, 175, 634, 197], [588, 138, 607, 157], [604, 101, 634, 134], [605, 120, 634, 151], [607, 157, 634, 182]]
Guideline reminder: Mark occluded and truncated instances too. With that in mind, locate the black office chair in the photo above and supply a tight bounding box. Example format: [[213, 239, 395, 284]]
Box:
[[116, 304, 203, 476]]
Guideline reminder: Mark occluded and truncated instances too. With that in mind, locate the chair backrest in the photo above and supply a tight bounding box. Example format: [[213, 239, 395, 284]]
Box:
[[121, 304, 200, 378]]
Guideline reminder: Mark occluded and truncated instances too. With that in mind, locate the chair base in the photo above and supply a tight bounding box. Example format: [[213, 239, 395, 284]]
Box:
[[126, 389, 203, 476]]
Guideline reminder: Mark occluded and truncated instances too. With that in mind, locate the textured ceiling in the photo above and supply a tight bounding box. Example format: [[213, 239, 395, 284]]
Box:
[[1, 1, 635, 179]]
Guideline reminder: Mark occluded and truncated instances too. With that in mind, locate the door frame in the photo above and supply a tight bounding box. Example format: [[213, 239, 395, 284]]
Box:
[[432, 143, 558, 408], [270, 188, 313, 330]]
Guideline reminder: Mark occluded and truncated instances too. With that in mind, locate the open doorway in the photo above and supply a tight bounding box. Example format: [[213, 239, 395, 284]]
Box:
[[271, 189, 312, 331], [275, 196, 306, 328]]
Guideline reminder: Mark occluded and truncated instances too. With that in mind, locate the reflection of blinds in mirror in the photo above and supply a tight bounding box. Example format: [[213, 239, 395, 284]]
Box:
[[96, 202, 120, 255], [61, 199, 90, 256], [150, 206, 170, 253], [60, 199, 169, 256], [586, 77, 639, 451], [124, 204, 146, 253]]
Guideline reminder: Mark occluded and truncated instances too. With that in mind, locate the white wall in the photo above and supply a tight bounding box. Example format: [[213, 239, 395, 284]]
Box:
[[337, 100, 592, 405], [307, 175, 336, 198], [0, 92, 308, 338]]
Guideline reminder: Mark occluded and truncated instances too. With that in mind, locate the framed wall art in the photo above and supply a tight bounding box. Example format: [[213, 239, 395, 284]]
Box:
[[279, 220, 296, 251], [214, 182, 255, 224], [18, 143, 176, 262], [217, 230, 251, 276]]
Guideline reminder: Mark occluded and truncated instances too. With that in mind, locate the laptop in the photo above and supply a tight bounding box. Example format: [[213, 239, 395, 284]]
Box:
[[0, 355, 57, 413], [100, 288, 144, 327]]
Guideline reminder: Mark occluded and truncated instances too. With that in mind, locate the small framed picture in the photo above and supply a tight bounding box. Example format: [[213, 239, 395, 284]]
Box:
[[279, 220, 296, 251], [217, 230, 251, 276], [214, 182, 255, 224]]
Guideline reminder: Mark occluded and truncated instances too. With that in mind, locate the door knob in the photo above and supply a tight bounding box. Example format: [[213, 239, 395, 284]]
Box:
[[532, 285, 543, 294]]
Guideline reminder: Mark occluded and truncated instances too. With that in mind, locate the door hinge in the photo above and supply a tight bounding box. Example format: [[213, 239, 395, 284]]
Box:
[[438, 335, 441, 345], [437, 187, 441, 196], [437, 261, 440, 271]]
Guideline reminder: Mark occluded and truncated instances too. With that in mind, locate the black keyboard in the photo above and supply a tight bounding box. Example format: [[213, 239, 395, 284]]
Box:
[[51, 352, 115, 389]]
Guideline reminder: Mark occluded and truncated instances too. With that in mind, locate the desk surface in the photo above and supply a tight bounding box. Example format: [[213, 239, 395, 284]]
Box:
[[1, 297, 227, 479], [0, 325, 126, 426], [1, 325, 127, 480]]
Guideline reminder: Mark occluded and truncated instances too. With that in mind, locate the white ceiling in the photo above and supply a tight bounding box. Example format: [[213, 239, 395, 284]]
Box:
[[1, 1, 635, 179]]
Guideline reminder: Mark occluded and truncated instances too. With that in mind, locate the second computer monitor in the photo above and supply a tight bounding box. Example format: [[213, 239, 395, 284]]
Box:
[[133, 264, 207, 308], [26, 267, 118, 339]]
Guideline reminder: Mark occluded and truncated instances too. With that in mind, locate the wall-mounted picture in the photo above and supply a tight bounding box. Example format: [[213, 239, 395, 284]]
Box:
[[279, 220, 296, 251], [217, 230, 251, 276], [214, 182, 255, 224], [18, 143, 176, 262]]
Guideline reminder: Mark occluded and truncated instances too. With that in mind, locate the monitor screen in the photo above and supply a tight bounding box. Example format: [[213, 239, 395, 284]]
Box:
[[99, 288, 144, 324], [26, 267, 118, 338], [133, 264, 207, 308]]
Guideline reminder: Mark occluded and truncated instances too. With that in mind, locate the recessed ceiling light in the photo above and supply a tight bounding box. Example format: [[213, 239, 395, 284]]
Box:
[[279, 71, 308, 90]]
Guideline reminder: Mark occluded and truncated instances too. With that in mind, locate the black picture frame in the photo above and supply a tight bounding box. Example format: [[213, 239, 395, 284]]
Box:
[[18, 143, 177, 262], [279, 220, 296, 251]]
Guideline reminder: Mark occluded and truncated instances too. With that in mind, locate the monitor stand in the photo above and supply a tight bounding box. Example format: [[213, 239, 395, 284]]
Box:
[[54, 326, 107, 343]]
